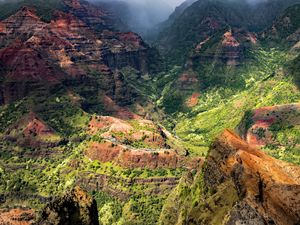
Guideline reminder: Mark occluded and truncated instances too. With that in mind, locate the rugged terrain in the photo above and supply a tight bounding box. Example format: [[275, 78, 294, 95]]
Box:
[[159, 130, 300, 225], [0, 0, 194, 224], [0, 0, 300, 224]]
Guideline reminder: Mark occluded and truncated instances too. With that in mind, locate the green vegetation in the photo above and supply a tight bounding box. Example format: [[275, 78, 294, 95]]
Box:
[[264, 122, 300, 164], [0, 0, 300, 224], [274, 4, 300, 39], [289, 54, 300, 88], [161, 47, 300, 157], [0, 93, 185, 224], [159, 171, 239, 225], [0, 100, 28, 134], [0, 133, 184, 223]]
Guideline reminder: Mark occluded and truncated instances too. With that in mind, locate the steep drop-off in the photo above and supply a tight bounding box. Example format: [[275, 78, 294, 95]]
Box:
[[159, 130, 300, 225], [0, 0, 160, 109]]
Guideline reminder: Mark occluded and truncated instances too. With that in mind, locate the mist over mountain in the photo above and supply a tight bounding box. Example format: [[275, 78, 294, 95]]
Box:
[[90, 0, 186, 37]]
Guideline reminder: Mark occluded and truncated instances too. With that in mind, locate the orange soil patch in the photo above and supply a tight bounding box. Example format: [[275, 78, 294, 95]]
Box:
[[222, 31, 240, 47], [87, 141, 124, 162], [0, 208, 35, 225], [86, 141, 203, 170], [245, 104, 300, 146], [213, 130, 300, 225], [7, 112, 55, 138], [186, 92, 200, 108], [89, 116, 133, 134], [0, 22, 6, 33]]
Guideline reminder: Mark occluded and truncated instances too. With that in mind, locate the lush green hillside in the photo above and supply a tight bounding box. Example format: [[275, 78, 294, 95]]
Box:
[[0, 94, 186, 224], [154, 2, 300, 165], [0, 0, 300, 224], [158, 47, 300, 162]]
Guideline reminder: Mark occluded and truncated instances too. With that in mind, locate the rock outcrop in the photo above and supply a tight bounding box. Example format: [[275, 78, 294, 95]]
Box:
[[0, 208, 35, 225], [86, 141, 202, 170], [86, 115, 203, 169], [192, 29, 257, 67], [88, 116, 168, 148], [76, 172, 180, 200], [37, 186, 99, 225], [159, 129, 300, 225], [0, 1, 160, 108], [203, 129, 300, 225]]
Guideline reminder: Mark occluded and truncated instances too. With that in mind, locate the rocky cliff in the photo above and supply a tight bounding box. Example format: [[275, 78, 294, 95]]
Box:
[[37, 186, 99, 225], [159, 129, 300, 225], [85, 115, 202, 169], [0, 0, 160, 108]]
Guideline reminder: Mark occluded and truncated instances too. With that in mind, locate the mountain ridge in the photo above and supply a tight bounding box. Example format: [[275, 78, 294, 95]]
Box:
[[0, 0, 300, 224]]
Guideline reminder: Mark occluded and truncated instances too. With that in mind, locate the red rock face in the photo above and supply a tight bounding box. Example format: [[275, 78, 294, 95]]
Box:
[[238, 103, 300, 147], [117, 32, 145, 49], [63, 0, 107, 29], [186, 92, 201, 108], [102, 96, 140, 119], [204, 130, 300, 225], [0, 22, 6, 34], [193, 29, 257, 66], [88, 116, 168, 149], [0, 3, 158, 106], [0, 7, 45, 39], [222, 31, 240, 47], [23, 118, 55, 138], [87, 142, 123, 162], [4, 112, 60, 148], [0, 43, 61, 82], [86, 141, 202, 170]]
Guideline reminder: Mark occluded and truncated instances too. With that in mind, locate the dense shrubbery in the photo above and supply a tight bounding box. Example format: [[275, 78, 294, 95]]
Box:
[[159, 48, 300, 158]]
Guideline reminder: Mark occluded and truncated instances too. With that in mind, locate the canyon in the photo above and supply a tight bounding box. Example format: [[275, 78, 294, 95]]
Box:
[[0, 0, 299, 224]]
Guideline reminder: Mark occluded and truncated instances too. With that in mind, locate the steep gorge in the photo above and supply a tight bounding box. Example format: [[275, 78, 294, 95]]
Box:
[[0, 0, 300, 224]]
